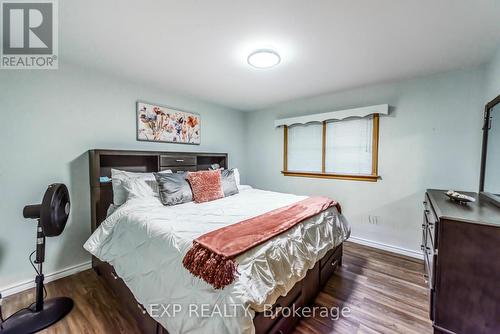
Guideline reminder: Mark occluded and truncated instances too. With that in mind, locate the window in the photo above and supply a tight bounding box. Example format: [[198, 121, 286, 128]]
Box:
[[283, 114, 379, 181], [287, 123, 323, 172]]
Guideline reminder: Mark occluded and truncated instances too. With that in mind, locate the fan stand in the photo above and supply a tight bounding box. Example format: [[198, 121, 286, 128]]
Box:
[[0, 221, 73, 334]]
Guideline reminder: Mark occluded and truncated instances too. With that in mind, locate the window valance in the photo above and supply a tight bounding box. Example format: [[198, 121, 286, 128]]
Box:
[[274, 104, 389, 127]]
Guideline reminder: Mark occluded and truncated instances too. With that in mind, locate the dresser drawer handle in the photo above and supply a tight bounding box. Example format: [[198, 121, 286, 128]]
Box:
[[424, 211, 435, 225], [137, 303, 147, 315], [175, 159, 185, 162]]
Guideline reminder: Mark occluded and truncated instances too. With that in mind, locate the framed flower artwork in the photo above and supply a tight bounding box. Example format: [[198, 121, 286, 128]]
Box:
[[136, 101, 201, 145]]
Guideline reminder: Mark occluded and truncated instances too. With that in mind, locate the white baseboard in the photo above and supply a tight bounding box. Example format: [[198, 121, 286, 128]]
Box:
[[348, 236, 423, 260], [1, 261, 92, 297]]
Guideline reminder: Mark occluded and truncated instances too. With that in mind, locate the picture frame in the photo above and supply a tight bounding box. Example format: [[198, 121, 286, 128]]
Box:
[[136, 101, 201, 145]]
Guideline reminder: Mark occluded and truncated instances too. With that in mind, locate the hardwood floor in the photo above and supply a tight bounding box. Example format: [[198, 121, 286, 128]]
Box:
[[2, 269, 142, 334], [294, 242, 432, 334], [2, 242, 432, 333]]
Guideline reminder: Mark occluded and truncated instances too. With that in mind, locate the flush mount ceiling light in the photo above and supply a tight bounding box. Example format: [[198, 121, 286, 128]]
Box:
[[247, 49, 281, 69]]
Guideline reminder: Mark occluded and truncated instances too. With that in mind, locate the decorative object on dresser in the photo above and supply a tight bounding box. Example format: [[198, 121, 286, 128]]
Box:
[[0, 184, 73, 334], [136, 101, 201, 144], [422, 189, 500, 334], [479, 94, 500, 208], [88, 149, 345, 334], [444, 190, 475, 204]]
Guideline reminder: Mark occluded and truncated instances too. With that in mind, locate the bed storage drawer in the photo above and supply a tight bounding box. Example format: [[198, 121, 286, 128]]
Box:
[[95, 260, 158, 334], [254, 281, 302, 333], [273, 280, 302, 313], [94, 243, 344, 334], [160, 155, 196, 166], [320, 244, 342, 268], [301, 261, 320, 305], [267, 294, 303, 334], [320, 245, 342, 287]]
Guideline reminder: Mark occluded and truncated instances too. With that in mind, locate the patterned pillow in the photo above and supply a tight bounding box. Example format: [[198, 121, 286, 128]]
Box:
[[186, 170, 224, 203]]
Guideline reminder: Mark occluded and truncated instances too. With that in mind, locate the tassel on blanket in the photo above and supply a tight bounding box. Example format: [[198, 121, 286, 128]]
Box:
[[183, 242, 237, 289]]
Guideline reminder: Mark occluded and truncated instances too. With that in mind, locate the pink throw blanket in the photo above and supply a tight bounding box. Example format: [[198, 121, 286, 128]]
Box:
[[182, 196, 341, 289]]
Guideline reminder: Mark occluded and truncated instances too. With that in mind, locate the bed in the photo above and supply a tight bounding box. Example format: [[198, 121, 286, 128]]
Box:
[[85, 150, 350, 334]]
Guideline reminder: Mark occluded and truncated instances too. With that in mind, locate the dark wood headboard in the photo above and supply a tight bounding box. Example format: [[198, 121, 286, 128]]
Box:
[[88, 149, 228, 232]]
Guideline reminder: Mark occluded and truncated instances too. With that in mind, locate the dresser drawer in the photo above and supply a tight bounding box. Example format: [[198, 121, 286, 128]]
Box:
[[423, 194, 438, 224], [424, 213, 436, 250], [423, 194, 438, 249], [160, 155, 196, 166], [423, 246, 436, 289]]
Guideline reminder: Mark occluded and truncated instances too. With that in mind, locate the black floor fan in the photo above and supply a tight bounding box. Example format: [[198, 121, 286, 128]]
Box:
[[0, 184, 73, 334]]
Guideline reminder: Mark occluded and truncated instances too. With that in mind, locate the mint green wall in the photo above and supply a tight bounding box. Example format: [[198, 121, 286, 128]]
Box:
[[244, 67, 486, 254], [0, 64, 246, 292]]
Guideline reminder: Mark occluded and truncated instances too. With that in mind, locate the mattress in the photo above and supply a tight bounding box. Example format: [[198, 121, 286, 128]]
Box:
[[84, 186, 350, 334]]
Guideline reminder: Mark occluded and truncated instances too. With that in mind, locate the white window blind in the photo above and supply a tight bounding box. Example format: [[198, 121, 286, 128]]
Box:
[[325, 116, 373, 175], [287, 123, 322, 172]]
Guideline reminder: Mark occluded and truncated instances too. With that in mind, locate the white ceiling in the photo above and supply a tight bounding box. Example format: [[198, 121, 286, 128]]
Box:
[[61, 0, 500, 111]]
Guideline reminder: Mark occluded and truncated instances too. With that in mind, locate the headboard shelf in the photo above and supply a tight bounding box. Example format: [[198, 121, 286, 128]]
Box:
[[89, 149, 228, 233]]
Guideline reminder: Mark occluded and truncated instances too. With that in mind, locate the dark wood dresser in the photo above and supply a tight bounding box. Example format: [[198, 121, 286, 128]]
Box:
[[422, 189, 500, 334]]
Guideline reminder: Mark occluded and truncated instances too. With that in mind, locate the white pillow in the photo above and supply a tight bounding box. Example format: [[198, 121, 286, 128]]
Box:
[[106, 204, 117, 217], [122, 177, 156, 200], [233, 168, 240, 185], [111, 169, 171, 205]]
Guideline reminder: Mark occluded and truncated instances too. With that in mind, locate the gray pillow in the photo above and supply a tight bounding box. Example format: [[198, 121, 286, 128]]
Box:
[[221, 169, 239, 197], [154, 172, 193, 206]]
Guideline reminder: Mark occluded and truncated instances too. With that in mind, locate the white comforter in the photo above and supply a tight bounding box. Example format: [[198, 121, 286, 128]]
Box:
[[84, 187, 350, 334]]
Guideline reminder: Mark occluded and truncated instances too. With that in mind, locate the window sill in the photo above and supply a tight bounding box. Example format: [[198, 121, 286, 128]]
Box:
[[281, 171, 379, 182]]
